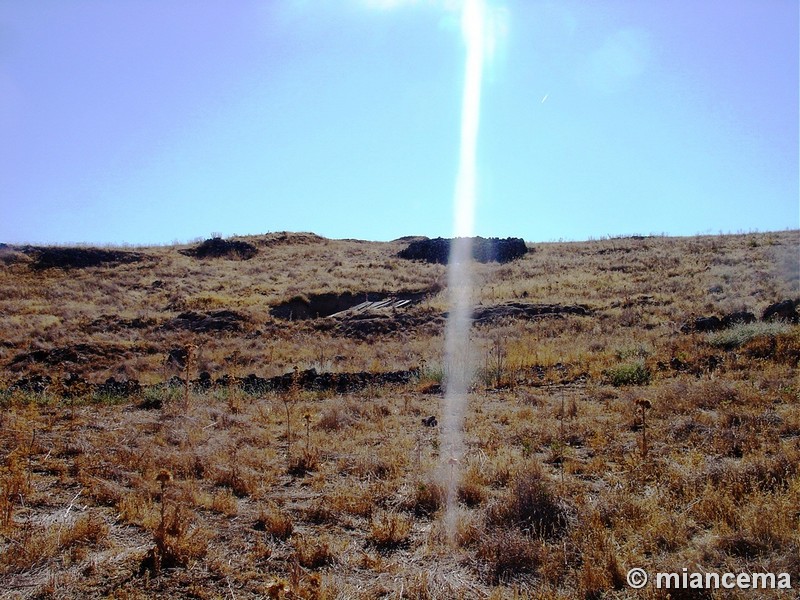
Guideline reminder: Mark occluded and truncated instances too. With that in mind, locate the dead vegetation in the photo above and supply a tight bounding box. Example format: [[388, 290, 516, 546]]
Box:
[[0, 229, 798, 598]]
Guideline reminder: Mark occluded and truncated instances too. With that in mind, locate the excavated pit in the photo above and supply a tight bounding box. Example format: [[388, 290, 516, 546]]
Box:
[[270, 290, 430, 321]]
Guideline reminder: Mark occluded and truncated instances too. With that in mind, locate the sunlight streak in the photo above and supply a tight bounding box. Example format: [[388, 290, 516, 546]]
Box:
[[441, 0, 487, 542]]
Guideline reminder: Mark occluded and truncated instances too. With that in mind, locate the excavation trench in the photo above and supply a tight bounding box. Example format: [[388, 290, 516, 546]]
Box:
[[270, 290, 431, 321]]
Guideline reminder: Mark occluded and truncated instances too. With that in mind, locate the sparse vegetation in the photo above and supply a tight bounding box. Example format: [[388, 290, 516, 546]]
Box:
[[708, 320, 791, 349], [0, 230, 798, 597]]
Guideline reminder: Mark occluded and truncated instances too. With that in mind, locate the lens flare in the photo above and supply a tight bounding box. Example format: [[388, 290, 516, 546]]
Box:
[[440, 0, 486, 542]]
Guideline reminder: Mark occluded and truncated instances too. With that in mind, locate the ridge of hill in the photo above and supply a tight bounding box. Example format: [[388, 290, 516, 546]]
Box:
[[1, 230, 796, 385]]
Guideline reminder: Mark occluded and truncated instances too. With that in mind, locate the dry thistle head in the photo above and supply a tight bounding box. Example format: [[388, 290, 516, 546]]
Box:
[[156, 469, 173, 485], [635, 399, 652, 410], [184, 344, 198, 366], [267, 578, 291, 598]]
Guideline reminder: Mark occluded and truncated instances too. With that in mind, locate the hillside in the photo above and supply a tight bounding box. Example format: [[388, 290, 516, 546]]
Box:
[[0, 230, 798, 598]]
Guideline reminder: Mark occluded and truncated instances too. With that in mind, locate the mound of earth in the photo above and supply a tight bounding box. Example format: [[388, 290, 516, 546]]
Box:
[[87, 314, 156, 334], [0, 244, 31, 266], [164, 310, 247, 333], [26, 247, 144, 270], [180, 237, 257, 260], [398, 236, 528, 264], [8, 343, 122, 370], [392, 235, 428, 243], [259, 232, 326, 247], [472, 303, 592, 324], [312, 301, 588, 338], [327, 310, 446, 339], [762, 299, 799, 323], [215, 367, 420, 395], [681, 300, 797, 333], [271, 290, 429, 320]]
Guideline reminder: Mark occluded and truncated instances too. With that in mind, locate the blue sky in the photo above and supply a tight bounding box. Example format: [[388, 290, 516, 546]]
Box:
[[1, 0, 797, 245]]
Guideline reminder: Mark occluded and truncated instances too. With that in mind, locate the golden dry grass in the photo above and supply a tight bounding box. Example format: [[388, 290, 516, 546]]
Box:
[[0, 229, 798, 598]]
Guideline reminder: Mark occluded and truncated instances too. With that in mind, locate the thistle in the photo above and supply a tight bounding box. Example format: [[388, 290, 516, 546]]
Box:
[[635, 398, 652, 457]]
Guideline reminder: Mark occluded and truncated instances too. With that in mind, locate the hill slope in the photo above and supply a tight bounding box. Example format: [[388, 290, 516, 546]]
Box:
[[0, 230, 798, 598]]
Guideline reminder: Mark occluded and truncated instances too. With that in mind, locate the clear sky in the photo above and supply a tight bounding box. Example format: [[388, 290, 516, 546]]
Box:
[[1, 0, 798, 245]]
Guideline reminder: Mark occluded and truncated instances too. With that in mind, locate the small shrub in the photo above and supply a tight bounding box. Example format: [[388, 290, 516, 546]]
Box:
[[457, 469, 487, 507], [1, 452, 29, 530], [288, 449, 319, 476], [416, 362, 445, 391], [368, 511, 412, 550], [317, 405, 352, 432], [409, 480, 445, 516], [606, 360, 651, 386], [476, 530, 541, 584], [303, 501, 336, 525], [143, 503, 207, 574], [292, 535, 335, 569], [485, 462, 572, 540], [210, 489, 238, 516], [255, 507, 294, 540]]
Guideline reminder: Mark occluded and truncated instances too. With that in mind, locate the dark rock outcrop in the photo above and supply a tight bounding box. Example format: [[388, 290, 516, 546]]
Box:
[[398, 237, 528, 264]]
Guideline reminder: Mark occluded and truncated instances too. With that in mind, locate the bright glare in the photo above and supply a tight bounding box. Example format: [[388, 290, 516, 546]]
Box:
[[453, 0, 485, 238], [441, 0, 487, 543]]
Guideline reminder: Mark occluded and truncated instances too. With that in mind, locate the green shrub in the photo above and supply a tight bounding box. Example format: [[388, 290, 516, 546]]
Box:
[[606, 360, 650, 386], [708, 321, 791, 350]]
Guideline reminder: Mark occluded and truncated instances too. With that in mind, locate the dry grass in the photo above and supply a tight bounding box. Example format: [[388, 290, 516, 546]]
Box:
[[0, 230, 798, 597]]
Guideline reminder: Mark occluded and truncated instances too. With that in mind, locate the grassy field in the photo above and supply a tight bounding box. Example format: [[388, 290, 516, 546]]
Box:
[[0, 230, 798, 599]]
